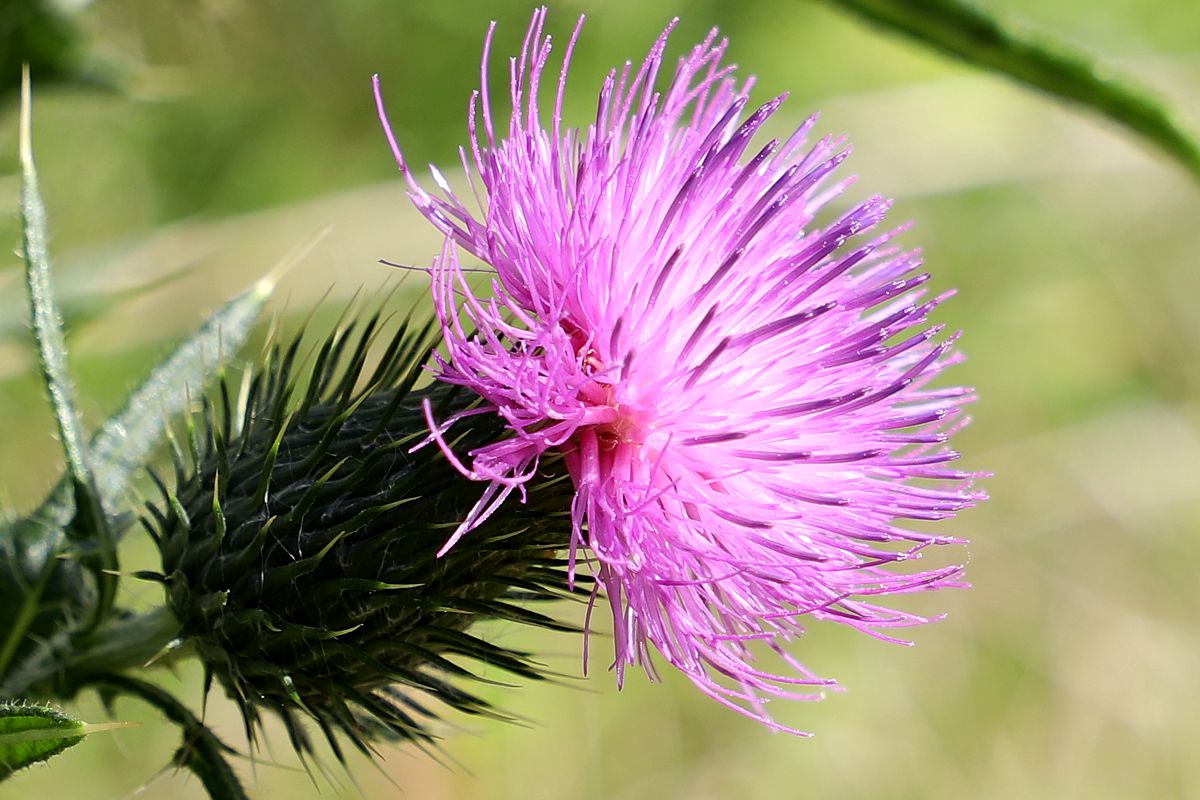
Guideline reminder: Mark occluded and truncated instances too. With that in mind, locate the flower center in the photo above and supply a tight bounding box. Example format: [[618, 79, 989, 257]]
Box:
[[596, 411, 644, 450], [561, 319, 649, 450]]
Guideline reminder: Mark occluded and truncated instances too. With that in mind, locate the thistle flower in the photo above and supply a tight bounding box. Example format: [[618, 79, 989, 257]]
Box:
[[377, 9, 985, 731]]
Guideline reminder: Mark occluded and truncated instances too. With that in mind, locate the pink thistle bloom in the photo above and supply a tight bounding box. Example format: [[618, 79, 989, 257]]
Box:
[[375, 8, 985, 733]]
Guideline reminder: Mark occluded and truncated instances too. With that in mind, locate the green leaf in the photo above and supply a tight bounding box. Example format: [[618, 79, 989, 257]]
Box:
[[19, 222, 314, 546], [2, 272, 279, 671], [19, 69, 103, 531], [6, 72, 281, 669], [25, 273, 279, 538], [0, 702, 132, 782], [17, 67, 116, 626], [824, 0, 1200, 181]]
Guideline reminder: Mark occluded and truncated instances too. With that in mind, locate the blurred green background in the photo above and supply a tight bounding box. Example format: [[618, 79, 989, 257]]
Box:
[[2, 0, 1199, 798]]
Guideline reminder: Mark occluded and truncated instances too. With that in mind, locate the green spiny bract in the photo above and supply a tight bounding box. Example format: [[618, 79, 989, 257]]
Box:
[[145, 309, 584, 761]]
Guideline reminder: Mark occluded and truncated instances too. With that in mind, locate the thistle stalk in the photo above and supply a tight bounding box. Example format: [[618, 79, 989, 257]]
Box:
[[0, 607, 183, 700]]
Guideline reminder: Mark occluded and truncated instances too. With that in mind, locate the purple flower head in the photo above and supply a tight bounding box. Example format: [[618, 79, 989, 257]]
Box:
[[375, 8, 985, 733]]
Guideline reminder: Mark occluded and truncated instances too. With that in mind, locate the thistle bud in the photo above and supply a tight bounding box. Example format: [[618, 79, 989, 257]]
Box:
[[147, 312, 582, 759]]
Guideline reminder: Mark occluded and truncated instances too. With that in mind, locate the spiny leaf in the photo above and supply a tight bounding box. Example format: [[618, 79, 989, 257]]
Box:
[[19, 70, 104, 539], [5, 74, 290, 686], [5, 230, 292, 672], [17, 67, 115, 629], [32, 276, 279, 531], [22, 264, 284, 544], [825, 0, 1200, 181], [0, 702, 133, 782]]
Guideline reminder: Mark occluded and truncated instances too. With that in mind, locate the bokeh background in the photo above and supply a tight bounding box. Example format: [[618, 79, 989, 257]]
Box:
[[2, 0, 1199, 798]]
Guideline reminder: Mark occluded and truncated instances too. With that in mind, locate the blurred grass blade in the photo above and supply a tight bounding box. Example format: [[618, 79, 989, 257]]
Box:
[[0, 258, 197, 346], [824, 0, 1200, 181], [0, 0, 116, 101], [0, 702, 132, 782]]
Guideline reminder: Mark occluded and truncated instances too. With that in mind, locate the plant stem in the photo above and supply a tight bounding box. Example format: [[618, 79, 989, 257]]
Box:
[[825, 0, 1200, 182], [0, 606, 183, 699]]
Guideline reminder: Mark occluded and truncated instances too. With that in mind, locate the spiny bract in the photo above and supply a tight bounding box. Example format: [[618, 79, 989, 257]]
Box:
[[148, 310, 584, 757]]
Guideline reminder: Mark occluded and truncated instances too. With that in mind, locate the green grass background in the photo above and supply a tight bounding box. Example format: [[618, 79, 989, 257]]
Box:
[[2, 0, 1199, 797]]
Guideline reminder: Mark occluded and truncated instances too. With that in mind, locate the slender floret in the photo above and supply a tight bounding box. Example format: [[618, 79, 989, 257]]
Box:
[[376, 8, 985, 732]]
